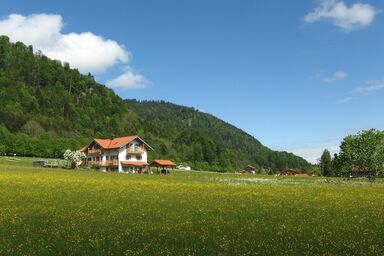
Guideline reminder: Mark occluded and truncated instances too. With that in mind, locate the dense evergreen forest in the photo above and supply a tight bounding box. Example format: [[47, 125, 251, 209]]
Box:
[[0, 36, 310, 172]]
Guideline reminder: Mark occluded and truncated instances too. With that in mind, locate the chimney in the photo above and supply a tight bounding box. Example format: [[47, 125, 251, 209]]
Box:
[[111, 134, 115, 140]]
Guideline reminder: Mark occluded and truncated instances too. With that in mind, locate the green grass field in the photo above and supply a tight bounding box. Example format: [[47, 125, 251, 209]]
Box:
[[1, 157, 384, 255]]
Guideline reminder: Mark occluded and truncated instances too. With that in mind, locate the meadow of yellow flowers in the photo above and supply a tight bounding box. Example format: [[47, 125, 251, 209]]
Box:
[[0, 157, 383, 255]]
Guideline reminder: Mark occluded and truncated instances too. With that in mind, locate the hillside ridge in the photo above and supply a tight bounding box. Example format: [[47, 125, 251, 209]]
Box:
[[0, 36, 310, 172]]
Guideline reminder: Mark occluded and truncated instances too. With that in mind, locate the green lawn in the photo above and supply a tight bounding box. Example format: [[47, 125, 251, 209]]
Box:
[[0, 157, 383, 255]]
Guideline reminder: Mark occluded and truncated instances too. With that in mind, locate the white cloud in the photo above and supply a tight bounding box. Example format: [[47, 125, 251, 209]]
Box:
[[0, 14, 61, 47], [340, 96, 353, 103], [43, 32, 129, 74], [304, 0, 378, 31], [106, 67, 148, 89], [290, 145, 340, 164], [0, 13, 129, 74], [339, 80, 384, 103], [354, 80, 384, 94], [323, 71, 348, 83]]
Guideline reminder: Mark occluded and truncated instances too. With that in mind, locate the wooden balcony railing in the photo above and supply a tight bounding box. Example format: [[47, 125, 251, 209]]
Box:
[[88, 149, 102, 156], [126, 147, 145, 155], [88, 160, 102, 166], [105, 160, 118, 166], [88, 160, 118, 166]]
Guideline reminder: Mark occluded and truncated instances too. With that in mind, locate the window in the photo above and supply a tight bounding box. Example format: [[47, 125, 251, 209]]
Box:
[[106, 156, 109, 160], [137, 155, 142, 160], [126, 155, 131, 160]]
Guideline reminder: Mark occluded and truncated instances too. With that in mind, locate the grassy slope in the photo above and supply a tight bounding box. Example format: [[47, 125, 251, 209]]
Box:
[[1, 158, 383, 255]]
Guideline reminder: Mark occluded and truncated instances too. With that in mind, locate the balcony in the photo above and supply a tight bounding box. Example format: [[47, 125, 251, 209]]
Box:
[[88, 160, 102, 166], [126, 147, 145, 155], [88, 160, 118, 167], [104, 160, 118, 166], [88, 149, 102, 156]]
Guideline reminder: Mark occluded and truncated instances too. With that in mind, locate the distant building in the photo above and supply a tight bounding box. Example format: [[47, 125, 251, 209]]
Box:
[[280, 168, 310, 177], [150, 160, 176, 174], [80, 135, 153, 173], [294, 173, 309, 177], [240, 165, 256, 174], [280, 168, 296, 176]]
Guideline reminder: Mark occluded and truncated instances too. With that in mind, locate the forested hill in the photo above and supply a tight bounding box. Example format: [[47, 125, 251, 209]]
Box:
[[0, 36, 310, 172], [125, 100, 310, 171]]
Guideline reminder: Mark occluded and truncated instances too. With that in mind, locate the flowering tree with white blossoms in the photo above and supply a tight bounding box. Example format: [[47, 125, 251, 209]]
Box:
[[63, 149, 86, 169]]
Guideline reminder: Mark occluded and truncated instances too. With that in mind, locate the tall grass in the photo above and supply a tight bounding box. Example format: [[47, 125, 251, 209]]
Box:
[[0, 158, 383, 255]]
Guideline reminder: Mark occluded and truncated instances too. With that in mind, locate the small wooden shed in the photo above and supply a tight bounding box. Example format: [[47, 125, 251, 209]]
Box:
[[150, 160, 176, 174], [280, 168, 296, 176], [240, 165, 256, 174]]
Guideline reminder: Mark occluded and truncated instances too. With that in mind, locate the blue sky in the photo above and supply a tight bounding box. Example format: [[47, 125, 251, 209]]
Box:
[[0, 0, 383, 163]]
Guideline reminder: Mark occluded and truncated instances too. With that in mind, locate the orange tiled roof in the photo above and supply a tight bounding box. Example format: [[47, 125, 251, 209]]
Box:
[[151, 160, 176, 166], [121, 161, 149, 166], [94, 135, 137, 149], [81, 135, 153, 152]]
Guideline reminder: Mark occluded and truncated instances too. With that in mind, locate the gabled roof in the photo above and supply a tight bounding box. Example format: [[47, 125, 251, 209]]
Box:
[[281, 168, 296, 173], [82, 135, 153, 151], [94, 135, 137, 149], [245, 165, 255, 170], [150, 160, 176, 166]]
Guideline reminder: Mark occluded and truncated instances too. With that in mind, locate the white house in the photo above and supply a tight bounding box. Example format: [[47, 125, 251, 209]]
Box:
[[80, 135, 153, 173]]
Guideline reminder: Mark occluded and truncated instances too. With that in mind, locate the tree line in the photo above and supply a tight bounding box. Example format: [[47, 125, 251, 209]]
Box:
[[319, 129, 384, 180]]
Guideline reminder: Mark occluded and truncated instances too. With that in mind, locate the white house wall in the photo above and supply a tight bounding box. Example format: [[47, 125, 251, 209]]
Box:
[[102, 150, 119, 162], [124, 140, 148, 162], [118, 147, 126, 172], [142, 150, 147, 163]]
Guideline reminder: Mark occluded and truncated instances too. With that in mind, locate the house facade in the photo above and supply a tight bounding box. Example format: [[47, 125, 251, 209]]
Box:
[[80, 135, 153, 173]]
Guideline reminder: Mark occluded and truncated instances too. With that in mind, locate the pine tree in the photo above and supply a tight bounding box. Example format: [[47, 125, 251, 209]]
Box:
[[320, 149, 333, 177]]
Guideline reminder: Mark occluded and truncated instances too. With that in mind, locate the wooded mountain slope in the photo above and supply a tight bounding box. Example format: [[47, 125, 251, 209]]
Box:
[[0, 36, 310, 172]]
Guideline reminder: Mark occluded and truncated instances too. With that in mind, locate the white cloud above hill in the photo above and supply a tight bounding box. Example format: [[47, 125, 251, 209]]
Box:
[[107, 67, 148, 89], [0, 13, 147, 88]]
